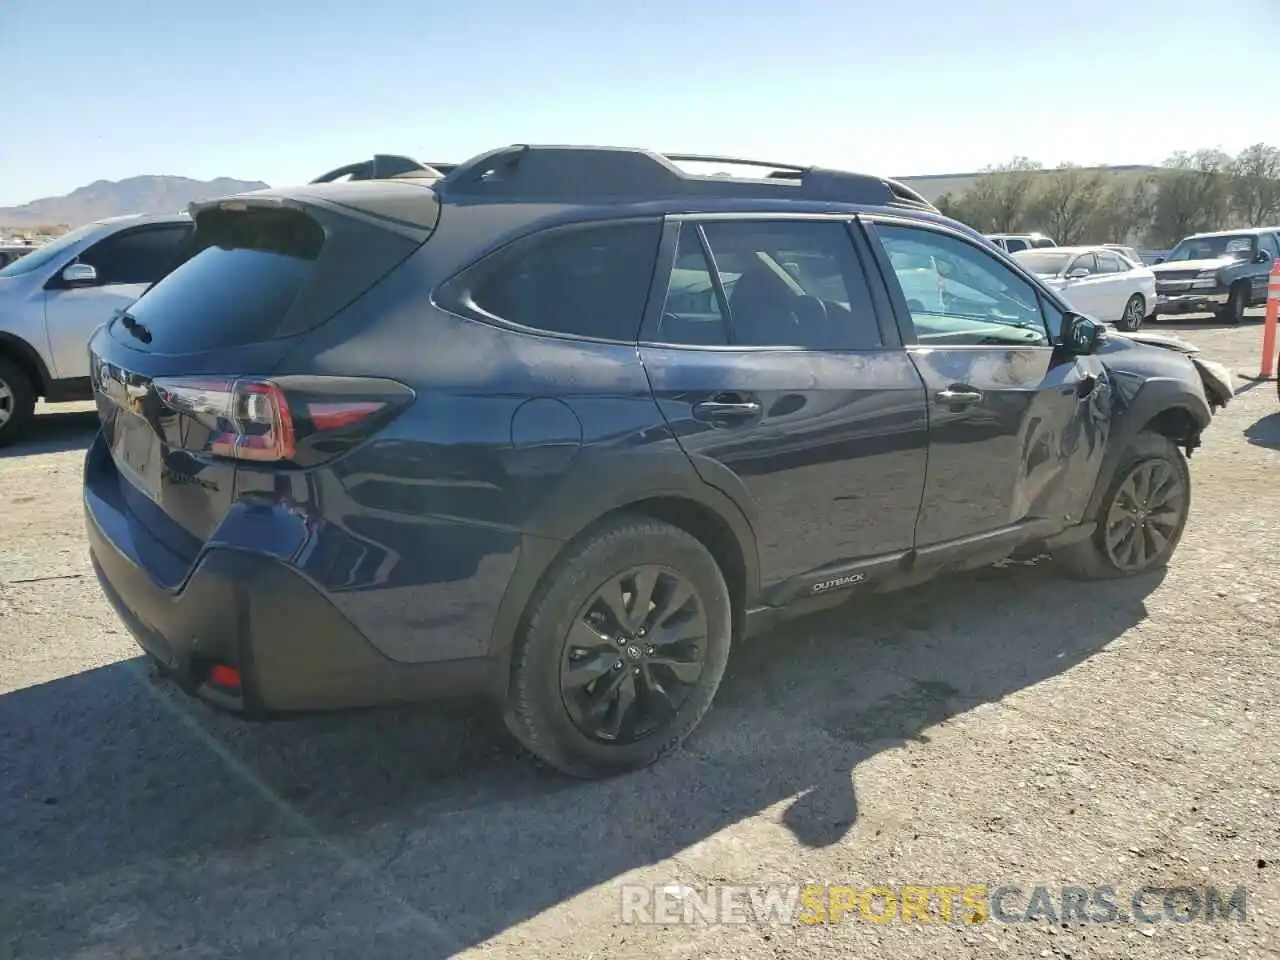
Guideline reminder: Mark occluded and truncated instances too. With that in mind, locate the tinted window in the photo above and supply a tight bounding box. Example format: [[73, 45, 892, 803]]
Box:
[[1260, 234, 1280, 258], [876, 223, 1049, 347], [472, 222, 661, 341], [657, 224, 729, 346], [116, 208, 323, 353], [698, 220, 881, 350], [1004, 238, 1031, 253], [79, 225, 192, 285]]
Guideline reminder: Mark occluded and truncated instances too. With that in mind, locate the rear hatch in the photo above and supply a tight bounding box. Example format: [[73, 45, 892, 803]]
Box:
[[87, 181, 438, 576]]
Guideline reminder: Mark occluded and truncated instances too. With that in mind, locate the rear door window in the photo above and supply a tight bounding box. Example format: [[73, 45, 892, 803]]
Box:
[[115, 208, 325, 353], [469, 221, 662, 341], [1004, 238, 1030, 253], [656, 225, 730, 346], [694, 219, 882, 350]]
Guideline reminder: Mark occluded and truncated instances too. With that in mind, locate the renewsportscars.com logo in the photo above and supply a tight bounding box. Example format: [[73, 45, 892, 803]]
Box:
[[619, 883, 1250, 926]]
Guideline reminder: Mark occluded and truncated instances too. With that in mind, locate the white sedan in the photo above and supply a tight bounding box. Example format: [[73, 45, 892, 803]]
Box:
[[1013, 245, 1157, 331]]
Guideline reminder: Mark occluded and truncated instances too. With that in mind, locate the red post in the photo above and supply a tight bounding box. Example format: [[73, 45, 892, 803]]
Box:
[[1261, 260, 1280, 379]]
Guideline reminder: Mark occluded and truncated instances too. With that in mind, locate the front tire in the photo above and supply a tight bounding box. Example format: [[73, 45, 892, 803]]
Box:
[[504, 515, 732, 779], [1117, 294, 1146, 332], [0, 356, 36, 447], [1217, 283, 1248, 324], [1053, 431, 1191, 580]]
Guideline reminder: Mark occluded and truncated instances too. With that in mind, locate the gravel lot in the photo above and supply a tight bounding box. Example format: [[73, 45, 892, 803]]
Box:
[[1, 316, 1277, 959]]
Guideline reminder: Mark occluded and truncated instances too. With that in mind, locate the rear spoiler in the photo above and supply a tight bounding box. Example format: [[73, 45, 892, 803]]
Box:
[[311, 155, 455, 183]]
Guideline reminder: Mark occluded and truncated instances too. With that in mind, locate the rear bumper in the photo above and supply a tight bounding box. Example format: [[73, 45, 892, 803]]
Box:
[[85, 481, 501, 718]]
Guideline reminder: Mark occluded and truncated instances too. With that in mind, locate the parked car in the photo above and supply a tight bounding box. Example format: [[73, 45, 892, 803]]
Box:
[[0, 213, 193, 444], [0, 242, 37, 269], [85, 145, 1225, 779], [1014, 245, 1157, 331], [986, 232, 1057, 254], [1150, 227, 1280, 323], [1102, 244, 1144, 266]]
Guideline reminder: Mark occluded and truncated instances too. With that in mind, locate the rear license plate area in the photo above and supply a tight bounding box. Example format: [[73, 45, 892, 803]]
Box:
[[111, 410, 163, 505]]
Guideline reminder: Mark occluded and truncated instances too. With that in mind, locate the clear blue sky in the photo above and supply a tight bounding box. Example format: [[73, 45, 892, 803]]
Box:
[[0, 0, 1275, 207]]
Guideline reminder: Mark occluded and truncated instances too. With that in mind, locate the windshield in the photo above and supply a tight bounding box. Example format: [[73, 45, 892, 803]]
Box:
[[1166, 235, 1256, 262], [0, 223, 99, 278], [1014, 251, 1072, 276]]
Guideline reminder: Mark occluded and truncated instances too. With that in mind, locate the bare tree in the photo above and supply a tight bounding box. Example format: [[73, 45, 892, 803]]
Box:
[[955, 157, 1042, 233], [1088, 175, 1156, 243], [1229, 143, 1280, 226], [1027, 165, 1108, 244], [1149, 149, 1234, 246]]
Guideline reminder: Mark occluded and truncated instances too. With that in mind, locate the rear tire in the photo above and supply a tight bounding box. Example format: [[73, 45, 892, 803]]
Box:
[[0, 356, 36, 447], [1117, 294, 1146, 332], [1053, 431, 1190, 580], [1217, 283, 1247, 325], [504, 514, 732, 779]]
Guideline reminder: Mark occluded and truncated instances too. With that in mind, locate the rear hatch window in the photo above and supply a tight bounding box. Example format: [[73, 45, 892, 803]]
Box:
[[111, 186, 438, 354]]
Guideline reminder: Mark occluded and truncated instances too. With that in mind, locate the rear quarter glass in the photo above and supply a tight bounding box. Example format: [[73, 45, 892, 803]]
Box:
[[112, 203, 429, 355]]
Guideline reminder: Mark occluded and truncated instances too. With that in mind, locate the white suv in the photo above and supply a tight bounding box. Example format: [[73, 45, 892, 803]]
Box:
[[0, 213, 192, 444]]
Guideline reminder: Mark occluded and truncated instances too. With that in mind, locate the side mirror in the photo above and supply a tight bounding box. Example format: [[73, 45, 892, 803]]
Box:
[[1066, 267, 1090, 280], [61, 262, 98, 286], [1060, 311, 1103, 356], [1154, 257, 1166, 265], [1255, 250, 1275, 264]]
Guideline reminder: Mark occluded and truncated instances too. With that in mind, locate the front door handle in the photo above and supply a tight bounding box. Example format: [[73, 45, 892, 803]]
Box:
[[692, 397, 763, 421], [935, 387, 982, 407]]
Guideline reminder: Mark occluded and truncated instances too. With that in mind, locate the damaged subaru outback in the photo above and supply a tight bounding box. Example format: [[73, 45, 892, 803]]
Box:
[[83, 145, 1232, 779]]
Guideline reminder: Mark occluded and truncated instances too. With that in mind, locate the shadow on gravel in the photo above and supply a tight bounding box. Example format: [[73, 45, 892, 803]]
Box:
[[0, 558, 1161, 958], [1244, 412, 1280, 449], [0, 409, 98, 459]]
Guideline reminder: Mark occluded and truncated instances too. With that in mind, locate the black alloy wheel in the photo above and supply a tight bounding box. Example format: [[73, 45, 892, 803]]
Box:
[[559, 565, 707, 744], [1101, 457, 1187, 573]]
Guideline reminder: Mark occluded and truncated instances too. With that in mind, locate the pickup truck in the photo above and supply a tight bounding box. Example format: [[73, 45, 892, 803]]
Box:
[[986, 232, 1057, 254], [1150, 227, 1280, 323]]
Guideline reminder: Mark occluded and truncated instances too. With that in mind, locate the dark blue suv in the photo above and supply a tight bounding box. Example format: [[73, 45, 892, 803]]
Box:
[[84, 144, 1224, 778]]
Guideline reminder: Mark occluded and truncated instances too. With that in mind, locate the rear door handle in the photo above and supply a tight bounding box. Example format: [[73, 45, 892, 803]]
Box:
[[935, 387, 982, 407], [692, 398, 763, 421]]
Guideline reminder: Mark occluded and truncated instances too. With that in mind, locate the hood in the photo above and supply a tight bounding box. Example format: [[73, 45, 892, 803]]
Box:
[[1151, 257, 1236, 274]]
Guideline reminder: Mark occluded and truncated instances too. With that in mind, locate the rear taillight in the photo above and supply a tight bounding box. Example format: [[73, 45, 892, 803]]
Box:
[[153, 375, 413, 466]]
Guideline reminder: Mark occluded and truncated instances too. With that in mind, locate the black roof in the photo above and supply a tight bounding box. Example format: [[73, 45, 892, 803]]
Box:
[[311, 145, 937, 212]]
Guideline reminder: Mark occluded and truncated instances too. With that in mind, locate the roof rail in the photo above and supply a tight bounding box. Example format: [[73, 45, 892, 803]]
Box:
[[311, 154, 450, 183], [434, 144, 938, 211]]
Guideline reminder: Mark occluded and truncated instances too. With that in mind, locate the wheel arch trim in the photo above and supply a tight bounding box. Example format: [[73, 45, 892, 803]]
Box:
[[0, 331, 51, 394], [1083, 378, 1209, 522], [484, 451, 760, 689]]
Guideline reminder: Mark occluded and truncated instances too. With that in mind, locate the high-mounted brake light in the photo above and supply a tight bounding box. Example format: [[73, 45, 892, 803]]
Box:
[[153, 376, 399, 464]]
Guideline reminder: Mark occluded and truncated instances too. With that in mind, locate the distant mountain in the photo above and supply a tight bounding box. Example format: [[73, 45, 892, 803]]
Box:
[[0, 175, 270, 229]]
